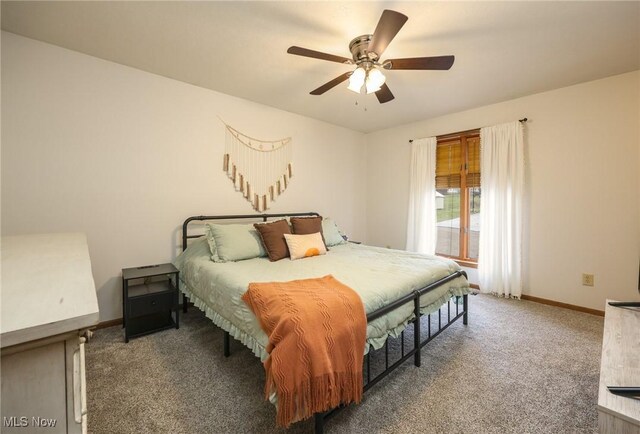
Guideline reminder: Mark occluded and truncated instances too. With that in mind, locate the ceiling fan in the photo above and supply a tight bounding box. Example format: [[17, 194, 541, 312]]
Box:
[[287, 10, 455, 104]]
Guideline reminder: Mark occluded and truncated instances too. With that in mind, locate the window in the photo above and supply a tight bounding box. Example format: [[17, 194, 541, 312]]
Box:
[[435, 130, 480, 265]]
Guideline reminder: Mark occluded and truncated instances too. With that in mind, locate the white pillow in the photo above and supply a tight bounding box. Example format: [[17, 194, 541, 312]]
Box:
[[283, 232, 327, 260]]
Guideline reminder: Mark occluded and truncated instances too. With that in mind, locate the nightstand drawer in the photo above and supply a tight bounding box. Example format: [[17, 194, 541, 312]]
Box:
[[129, 292, 175, 317]]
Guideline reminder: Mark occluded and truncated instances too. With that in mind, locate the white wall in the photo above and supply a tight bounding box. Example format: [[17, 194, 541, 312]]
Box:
[[365, 71, 640, 311], [3, 31, 639, 319], [1, 32, 367, 321]]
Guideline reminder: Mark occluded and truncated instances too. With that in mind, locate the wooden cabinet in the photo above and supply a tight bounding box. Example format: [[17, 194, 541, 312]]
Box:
[[1, 234, 99, 434], [597, 300, 640, 434], [2, 335, 87, 433]]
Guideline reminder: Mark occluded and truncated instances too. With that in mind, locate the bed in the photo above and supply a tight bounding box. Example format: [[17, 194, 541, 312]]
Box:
[[176, 213, 471, 433]]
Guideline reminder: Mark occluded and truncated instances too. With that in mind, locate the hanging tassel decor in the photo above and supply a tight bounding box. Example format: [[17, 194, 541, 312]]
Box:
[[220, 119, 293, 212]]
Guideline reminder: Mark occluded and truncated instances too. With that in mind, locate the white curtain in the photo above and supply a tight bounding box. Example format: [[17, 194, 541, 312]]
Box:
[[478, 121, 524, 298], [406, 137, 438, 255]]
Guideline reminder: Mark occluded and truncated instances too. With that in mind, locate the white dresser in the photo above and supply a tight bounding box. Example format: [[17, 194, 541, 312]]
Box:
[[598, 300, 640, 434], [1, 233, 100, 434]]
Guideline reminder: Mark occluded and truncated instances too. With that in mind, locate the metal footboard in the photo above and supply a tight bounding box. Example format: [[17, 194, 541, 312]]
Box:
[[313, 271, 468, 433]]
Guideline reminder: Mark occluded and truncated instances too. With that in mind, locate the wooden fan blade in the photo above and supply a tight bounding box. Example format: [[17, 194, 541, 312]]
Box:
[[287, 46, 351, 64], [310, 72, 352, 95], [375, 83, 394, 104], [367, 10, 408, 58], [386, 55, 455, 70]]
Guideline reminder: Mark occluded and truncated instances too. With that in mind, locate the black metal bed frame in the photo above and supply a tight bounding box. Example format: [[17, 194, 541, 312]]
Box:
[[181, 213, 469, 434]]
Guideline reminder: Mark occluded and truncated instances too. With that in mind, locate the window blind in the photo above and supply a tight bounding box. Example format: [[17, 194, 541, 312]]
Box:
[[466, 136, 481, 188], [435, 135, 481, 188], [435, 139, 461, 188]]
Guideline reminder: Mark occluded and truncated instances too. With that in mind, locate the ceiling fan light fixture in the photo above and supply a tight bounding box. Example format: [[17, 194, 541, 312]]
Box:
[[365, 67, 386, 94], [347, 66, 366, 93]]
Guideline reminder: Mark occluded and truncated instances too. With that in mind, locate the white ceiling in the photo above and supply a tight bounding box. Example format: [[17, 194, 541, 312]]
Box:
[[2, 1, 639, 133]]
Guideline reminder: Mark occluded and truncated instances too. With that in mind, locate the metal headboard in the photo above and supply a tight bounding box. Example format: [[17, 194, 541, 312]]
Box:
[[182, 212, 321, 251]]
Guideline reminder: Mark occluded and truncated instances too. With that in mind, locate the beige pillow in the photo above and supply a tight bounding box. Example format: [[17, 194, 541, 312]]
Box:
[[283, 232, 327, 261]]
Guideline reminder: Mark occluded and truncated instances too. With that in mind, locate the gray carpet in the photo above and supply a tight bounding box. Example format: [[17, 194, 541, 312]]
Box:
[[86, 294, 603, 434]]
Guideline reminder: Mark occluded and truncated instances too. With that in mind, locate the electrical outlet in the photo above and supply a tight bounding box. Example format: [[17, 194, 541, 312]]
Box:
[[582, 273, 594, 287]]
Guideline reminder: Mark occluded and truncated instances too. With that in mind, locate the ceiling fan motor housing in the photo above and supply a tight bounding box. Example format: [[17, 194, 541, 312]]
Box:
[[349, 35, 377, 64]]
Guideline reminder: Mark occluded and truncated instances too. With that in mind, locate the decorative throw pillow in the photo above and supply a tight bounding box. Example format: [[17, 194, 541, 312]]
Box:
[[284, 232, 328, 260], [322, 218, 347, 247], [290, 216, 329, 249], [290, 216, 323, 235], [254, 219, 292, 261], [205, 223, 266, 262]]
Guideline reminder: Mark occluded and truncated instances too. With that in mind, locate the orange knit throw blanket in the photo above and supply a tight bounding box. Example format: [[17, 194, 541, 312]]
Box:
[[242, 275, 366, 428]]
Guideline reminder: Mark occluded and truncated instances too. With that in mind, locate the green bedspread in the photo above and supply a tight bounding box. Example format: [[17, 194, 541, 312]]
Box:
[[174, 238, 470, 361]]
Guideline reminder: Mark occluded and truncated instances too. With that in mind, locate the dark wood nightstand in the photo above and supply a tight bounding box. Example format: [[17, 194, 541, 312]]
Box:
[[122, 263, 179, 343]]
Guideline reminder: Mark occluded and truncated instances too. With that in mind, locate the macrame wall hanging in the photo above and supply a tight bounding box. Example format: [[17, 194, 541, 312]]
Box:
[[221, 120, 293, 212]]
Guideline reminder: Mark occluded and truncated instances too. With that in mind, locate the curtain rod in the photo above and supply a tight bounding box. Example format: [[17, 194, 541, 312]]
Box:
[[409, 118, 528, 143]]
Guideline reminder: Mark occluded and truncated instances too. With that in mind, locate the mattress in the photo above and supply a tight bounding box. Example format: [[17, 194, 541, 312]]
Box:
[[174, 238, 470, 361]]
